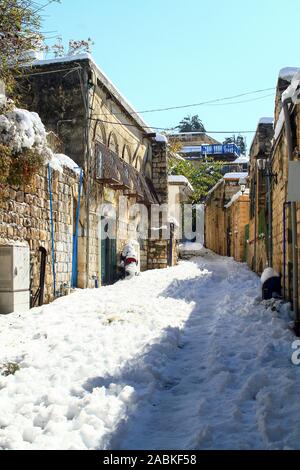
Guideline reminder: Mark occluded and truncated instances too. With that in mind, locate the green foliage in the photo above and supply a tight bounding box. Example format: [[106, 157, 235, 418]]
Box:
[[169, 157, 223, 204], [223, 134, 246, 155], [0, 144, 43, 187], [176, 115, 206, 133], [0, 0, 60, 95], [0, 143, 12, 183]]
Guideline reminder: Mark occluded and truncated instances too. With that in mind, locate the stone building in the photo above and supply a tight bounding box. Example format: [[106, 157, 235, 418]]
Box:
[[245, 67, 300, 331], [0, 164, 80, 309], [269, 69, 300, 316], [224, 190, 250, 262], [168, 132, 242, 170], [0, 52, 181, 313], [246, 119, 274, 274], [204, 172, 248, 257], [14, 52, 176, 291]]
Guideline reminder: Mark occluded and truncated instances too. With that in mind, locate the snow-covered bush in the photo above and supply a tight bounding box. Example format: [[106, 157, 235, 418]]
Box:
[[0, 103, 46, 186], [0, 101, 79, 188]]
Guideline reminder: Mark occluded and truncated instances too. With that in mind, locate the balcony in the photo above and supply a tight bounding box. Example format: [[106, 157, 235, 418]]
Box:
[[181, 143, 241, 160], [95, 142, 158, 204]]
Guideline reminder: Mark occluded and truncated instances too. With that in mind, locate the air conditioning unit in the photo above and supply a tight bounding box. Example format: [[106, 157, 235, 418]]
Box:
[[0, 244, 30, 315]]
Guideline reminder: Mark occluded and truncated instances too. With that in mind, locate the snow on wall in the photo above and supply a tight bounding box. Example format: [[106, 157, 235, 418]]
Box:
[[155, 133, 168, 144], [224, 188, 250, 209], [0, 109, 47, 153], [274, 109, 285, 141], [0, 105, 79, 174]]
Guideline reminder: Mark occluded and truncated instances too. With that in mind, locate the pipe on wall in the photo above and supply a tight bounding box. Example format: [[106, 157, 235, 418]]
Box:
[[283, 201, 291, 300], [282, 99, 300, 334]]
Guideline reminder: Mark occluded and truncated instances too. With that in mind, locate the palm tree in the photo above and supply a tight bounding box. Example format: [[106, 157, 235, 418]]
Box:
[[176, 115, 206, 133]]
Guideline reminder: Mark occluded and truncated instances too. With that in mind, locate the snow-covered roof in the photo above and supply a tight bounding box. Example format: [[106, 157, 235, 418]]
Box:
[[30, 53, 153, 134], [205, 178, 223, 200], [223, 172, 248, 180], [274, 70, 300, 142], [155, 133, 168, 144], [258, 117, 274, 125], [279, 67, 300, 82], [168, 175, 194, 192], [224, 188, 250, 209], [233, 155, 249, 164]]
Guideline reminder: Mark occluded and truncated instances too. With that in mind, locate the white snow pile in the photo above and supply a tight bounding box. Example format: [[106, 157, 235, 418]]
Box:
[[0, 262, 199, 450], [0, 108, 47, 152], [155, 133, 168, 144], [1, 254, 300, 450], [0, 105, 79, 174], [261, 267, 280, 285], [224, 188, 250, 209], [0, 94, 6, 107]]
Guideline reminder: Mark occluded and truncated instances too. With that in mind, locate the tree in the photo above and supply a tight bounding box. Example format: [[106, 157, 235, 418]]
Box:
[[176, 115, 206, 133], [0, 0, 59, 94], [223, 134, 246, 155], [168, 156, 223, 204]]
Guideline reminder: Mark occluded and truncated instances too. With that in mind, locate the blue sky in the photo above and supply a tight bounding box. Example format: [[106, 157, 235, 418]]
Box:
[[43, 0, 300, 150]]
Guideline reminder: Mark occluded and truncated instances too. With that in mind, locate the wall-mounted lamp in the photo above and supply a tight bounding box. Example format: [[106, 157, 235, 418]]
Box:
[[239, 177, 247, 194], [256, 158, 277, 184]]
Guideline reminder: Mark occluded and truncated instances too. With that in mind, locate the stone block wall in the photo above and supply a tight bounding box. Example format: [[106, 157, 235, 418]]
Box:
[[0, 165, 79, 304], [226, 194, 250, 262], [247, 121, 273, 274], [147, 140, 173, 270]]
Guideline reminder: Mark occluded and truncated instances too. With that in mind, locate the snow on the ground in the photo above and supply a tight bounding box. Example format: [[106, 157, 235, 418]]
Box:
[[0, 253, 299, 450]]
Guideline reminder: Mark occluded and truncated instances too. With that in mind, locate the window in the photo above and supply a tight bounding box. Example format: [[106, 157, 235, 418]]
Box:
[[95, 143, 103, 179]]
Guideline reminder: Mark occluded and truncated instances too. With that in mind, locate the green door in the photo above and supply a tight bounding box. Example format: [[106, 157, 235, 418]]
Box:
[[101, 217, 117, 285]]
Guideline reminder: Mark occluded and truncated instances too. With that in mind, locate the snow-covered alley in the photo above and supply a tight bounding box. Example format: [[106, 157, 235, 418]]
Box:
[[1, 250, 300, 450]]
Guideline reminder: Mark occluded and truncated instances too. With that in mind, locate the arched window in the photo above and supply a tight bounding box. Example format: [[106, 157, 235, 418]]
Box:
[[122, 145, 132, 164], [135, 155, 142, 172], [144, 162, 152, 179], [143, 145, 152, 178], [93, 121, 107, 145], [108, 132, 119, 155]]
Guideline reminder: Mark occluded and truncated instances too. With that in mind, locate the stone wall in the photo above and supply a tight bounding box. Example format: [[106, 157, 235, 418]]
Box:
[[17, 57, 176, 282], [226, 194, 250, 262], [205, 178, 241, 256], [247, 121, 273, 274], [0, 165, 79, 304], [147, 140, 173, 270], [271, 104, 300, 305]]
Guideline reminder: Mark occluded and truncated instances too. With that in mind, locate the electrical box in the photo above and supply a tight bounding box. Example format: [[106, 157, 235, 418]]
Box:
[[0, 244, 30, 315]]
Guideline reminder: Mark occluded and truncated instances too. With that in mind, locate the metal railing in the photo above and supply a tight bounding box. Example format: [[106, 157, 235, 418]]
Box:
[[95, 142, 158, 204], [182, 143, 241, 157]]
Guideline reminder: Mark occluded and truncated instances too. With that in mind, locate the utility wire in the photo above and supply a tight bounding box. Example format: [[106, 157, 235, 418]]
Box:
[[89, 117, 256, 133], [93, 87, 276, 117], [206, 93, 274, 106]]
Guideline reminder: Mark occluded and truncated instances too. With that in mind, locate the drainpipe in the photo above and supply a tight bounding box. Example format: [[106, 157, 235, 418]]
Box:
[[282, 99, 300, 334], [254, 175, 257, 271], [283, 202, 290, 300], [84, 68, 91, 289], [266, 164, 273, 267]]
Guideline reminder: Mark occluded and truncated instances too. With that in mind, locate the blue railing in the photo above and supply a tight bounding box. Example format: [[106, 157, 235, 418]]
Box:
[[182, 143, 241, 157]]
